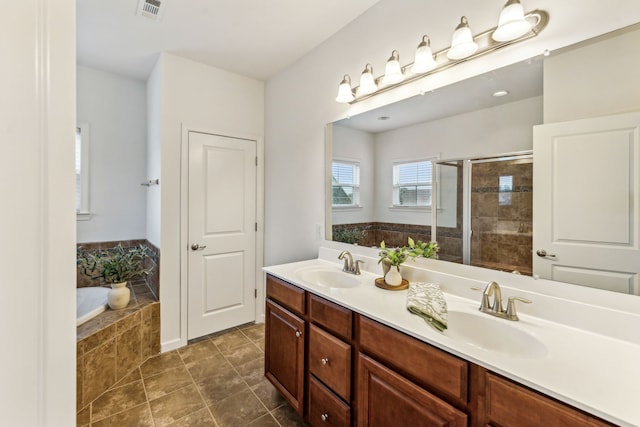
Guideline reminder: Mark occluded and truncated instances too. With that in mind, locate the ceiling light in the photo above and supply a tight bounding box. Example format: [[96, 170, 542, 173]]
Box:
[[381, 51, 404, 85], [492, 0, 532, 42], [447, 17, 478, 60], [411, 36, 437, 74], [357, 64, 378, 96], [335, 75, 355, 103], [492, 90, 510, 97]]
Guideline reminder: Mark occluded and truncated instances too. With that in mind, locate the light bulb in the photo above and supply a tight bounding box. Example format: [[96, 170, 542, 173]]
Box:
[[357, 64, 377, 96], [447, 17, 478, 60], [492, 0, 532, 42], [381, 50, 404, 85], [335, 75, 354, 103], [411, 36, 437, 74]]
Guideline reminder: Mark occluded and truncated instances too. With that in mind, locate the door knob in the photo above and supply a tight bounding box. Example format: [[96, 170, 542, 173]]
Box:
[[536, 249, 556, 258], [191, 243, 207, 251]]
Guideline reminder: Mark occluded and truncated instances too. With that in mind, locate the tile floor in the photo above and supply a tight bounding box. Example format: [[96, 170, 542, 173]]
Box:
[[77, 323, 309, 427]]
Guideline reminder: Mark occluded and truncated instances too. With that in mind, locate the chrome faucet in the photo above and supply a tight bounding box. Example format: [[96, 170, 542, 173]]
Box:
[[338, 250, 363, 275], [477, 281, 532, 321]]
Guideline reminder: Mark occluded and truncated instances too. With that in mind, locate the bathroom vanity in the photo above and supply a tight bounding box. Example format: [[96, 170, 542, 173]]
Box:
[[264, 248, 640, 427]]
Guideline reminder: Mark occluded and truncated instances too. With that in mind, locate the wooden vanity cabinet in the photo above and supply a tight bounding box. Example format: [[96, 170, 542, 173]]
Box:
[[265, 275, 617, 426], [265, 276, 306, 415]]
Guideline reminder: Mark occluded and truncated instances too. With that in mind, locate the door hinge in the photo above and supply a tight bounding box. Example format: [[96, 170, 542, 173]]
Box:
[[255, 222, 258, 232], [255, 156, 258, 166], [254, 289, 257, 298]]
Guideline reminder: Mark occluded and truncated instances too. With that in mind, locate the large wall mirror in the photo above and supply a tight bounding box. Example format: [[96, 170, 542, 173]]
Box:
[[326, 23, 640, 296]]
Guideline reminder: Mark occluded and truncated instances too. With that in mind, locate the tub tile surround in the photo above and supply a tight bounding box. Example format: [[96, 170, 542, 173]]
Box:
[[77, 283, 160, 410], [77, 324, 308, 427], [265, 244, 640, 426], [77, 239, 161, 410]]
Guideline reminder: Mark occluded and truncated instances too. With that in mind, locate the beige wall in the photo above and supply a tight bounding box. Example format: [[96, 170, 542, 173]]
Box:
[[544, 25, 640, 123]]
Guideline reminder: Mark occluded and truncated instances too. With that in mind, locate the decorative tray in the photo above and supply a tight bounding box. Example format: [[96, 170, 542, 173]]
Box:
[[374, 277, 409, 291]]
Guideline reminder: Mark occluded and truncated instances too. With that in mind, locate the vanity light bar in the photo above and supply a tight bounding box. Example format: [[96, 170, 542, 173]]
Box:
[[336, 7, 549, 104]]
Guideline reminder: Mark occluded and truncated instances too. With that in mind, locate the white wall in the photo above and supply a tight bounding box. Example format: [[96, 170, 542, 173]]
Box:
[[76, 66, 148, 243], [264, 0, 640, 267], [544, 24, 640, 123], [0, 1, 76, 425], [331, 124, 376, 225], [154, 53, 264, 350]]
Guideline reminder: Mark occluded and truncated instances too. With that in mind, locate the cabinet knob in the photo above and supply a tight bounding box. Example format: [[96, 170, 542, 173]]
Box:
[[321, 413, 329, 422], [295, 330, 302, 338], [320, 357, 329, 366]]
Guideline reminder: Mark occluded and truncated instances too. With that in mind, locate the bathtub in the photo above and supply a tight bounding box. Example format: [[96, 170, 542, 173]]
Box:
[[77, 287, 110, 326]]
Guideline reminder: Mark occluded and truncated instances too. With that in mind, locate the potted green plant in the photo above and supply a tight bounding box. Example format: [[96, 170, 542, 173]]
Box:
[[77, 244, 154, 309], [377, 237, 440, 286], [377, 241, 410, 286]]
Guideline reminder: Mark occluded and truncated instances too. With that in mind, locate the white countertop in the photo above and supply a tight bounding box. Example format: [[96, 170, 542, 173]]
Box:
[[264, 247, 640, 427]]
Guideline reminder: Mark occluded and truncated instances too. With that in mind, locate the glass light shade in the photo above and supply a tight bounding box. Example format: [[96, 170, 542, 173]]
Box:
[[447, 17, 478, 60], [411, 36, 437, 74], [357, 64, 377, 96], [381, 51, 404, 85], [492, 0, 532, 42], [335, 75, 354, 103]]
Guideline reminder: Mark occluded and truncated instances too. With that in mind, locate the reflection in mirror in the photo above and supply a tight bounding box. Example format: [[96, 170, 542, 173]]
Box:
[[327, 24, 640, 295], [330, 58, 541, 259]]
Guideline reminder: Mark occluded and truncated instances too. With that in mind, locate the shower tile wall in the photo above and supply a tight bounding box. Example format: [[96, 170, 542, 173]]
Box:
[[470, 159, 533, 275], [77, 239, 160, 299]]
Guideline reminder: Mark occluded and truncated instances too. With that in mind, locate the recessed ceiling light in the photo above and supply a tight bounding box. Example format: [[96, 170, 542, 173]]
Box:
[[378, 116, 390, 121], [492, 90, 510, 97]]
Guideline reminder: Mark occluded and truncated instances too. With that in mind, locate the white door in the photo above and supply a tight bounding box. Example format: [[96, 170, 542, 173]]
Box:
[[533, 111, 640, 294], [188, 131, 257, 339]]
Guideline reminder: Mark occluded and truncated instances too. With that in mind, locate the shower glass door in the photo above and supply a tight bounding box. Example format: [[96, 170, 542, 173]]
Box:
[[469, 155, 533, 275]]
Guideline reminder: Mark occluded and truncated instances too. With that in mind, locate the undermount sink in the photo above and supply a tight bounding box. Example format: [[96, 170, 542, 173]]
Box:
[[295, 266, 362, 289], [445, 310, 548, 358]]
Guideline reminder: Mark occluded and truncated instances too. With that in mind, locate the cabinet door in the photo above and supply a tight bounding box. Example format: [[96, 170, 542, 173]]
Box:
[[483, 373, 614, 427], [265, 299, 305, 415], [357, 353, 467, 427]]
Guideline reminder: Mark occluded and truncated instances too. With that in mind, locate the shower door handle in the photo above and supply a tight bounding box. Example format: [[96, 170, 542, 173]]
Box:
[[536, 249, 556, 258]]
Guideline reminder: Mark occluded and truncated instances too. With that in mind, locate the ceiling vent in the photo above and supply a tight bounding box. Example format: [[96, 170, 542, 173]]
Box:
[[136, 0, 166, 21]]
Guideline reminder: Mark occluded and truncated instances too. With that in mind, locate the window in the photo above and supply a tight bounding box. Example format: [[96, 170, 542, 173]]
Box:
[[498, 175, 513, 206], [393, 160, 433, 207], [332, 161, 360, 207], [76, 123, 90, 218]]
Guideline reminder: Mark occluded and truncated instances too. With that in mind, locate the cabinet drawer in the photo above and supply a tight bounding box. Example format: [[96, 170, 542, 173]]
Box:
[[266, 275, 305, 316], [357, 315, 468, 405], [308, 376, 351, 427], [309, 294, 352, 340], [309, 324, 351, 401], [485, 373, 613, 427]]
